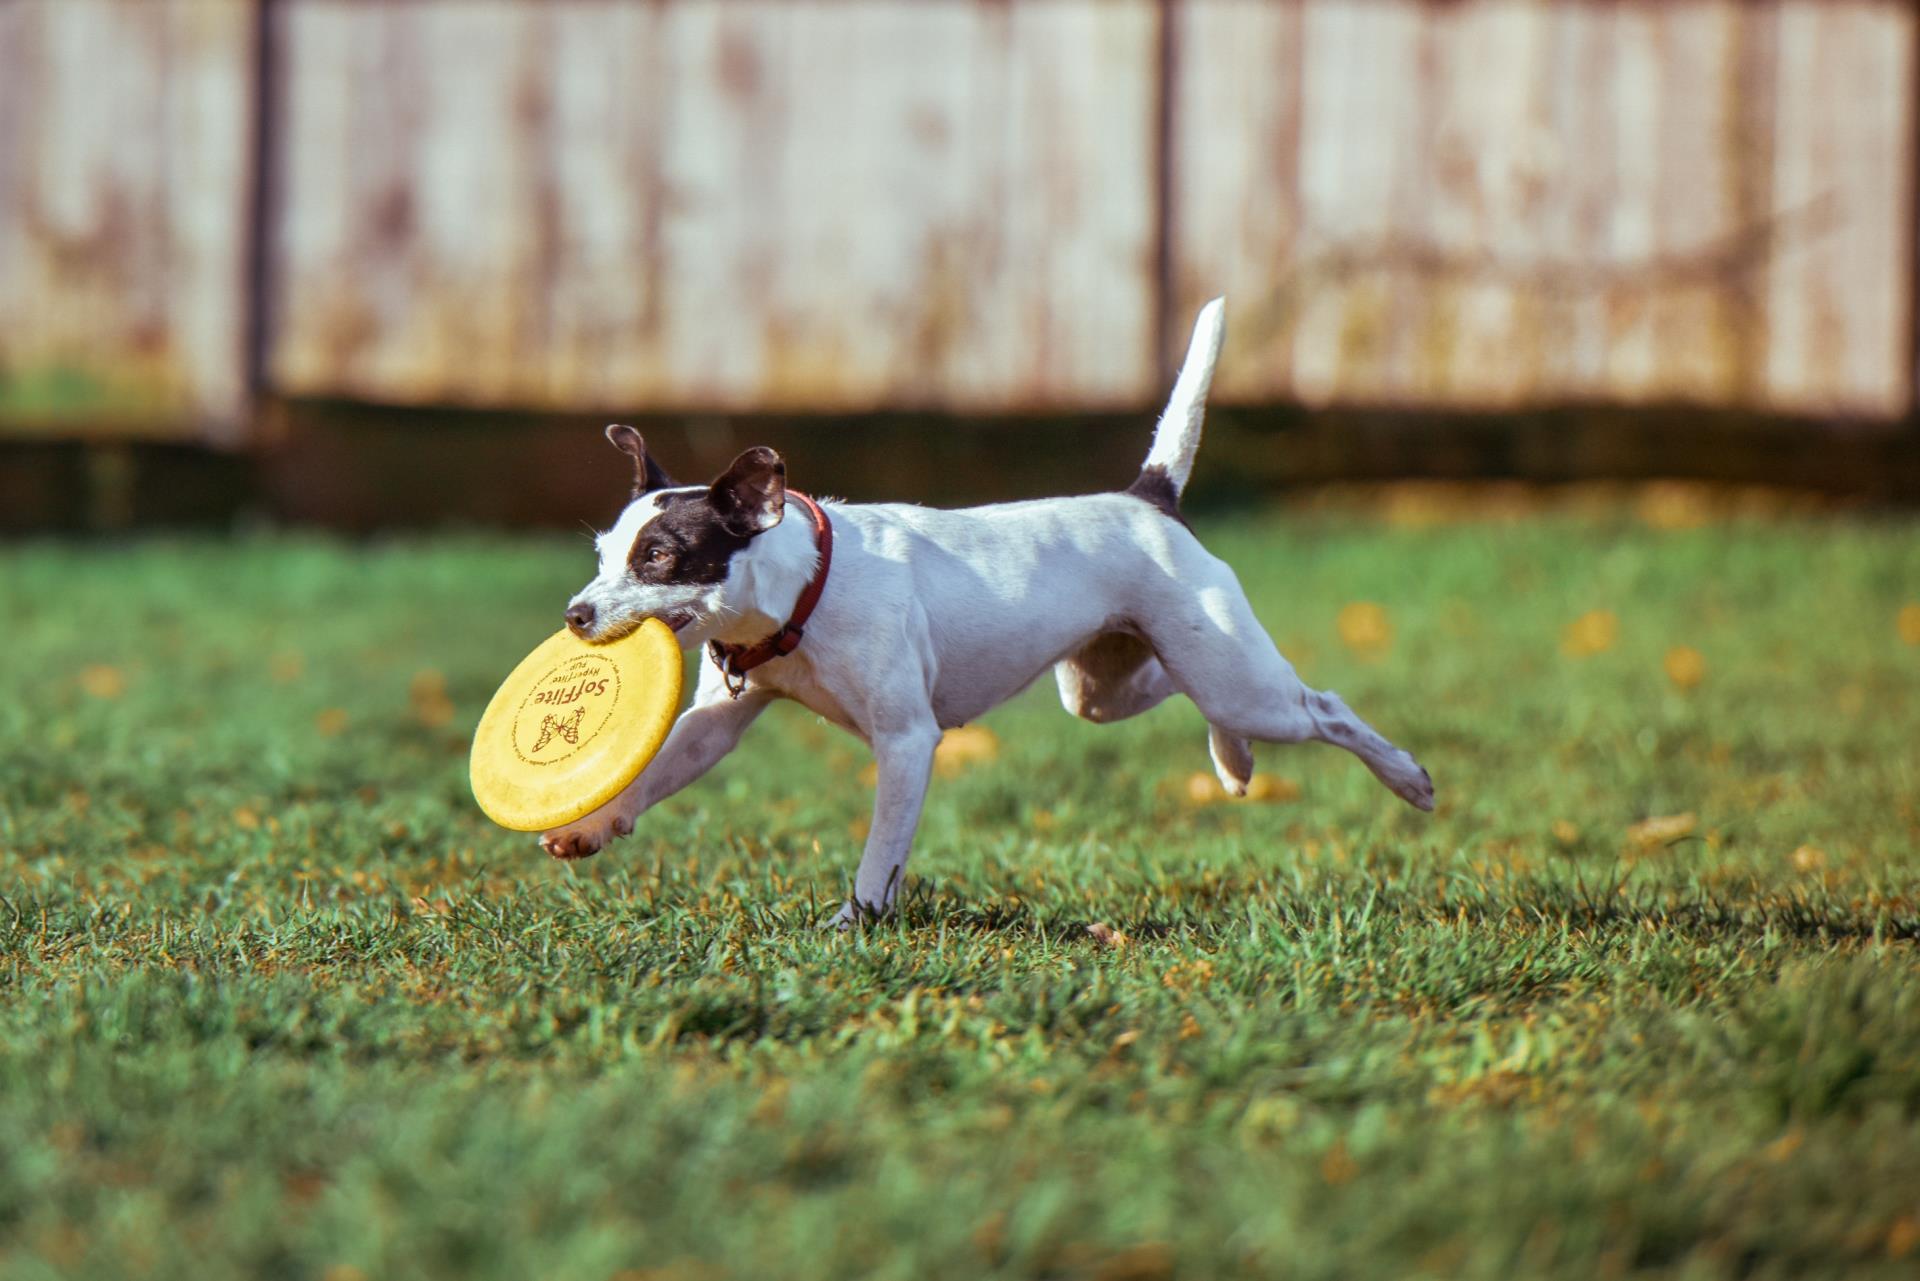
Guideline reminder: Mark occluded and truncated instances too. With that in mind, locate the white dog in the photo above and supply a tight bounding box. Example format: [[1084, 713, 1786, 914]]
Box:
[[543, 301, 1434, 924]]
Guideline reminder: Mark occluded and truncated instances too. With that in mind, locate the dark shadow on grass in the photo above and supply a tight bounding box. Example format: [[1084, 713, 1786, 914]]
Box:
[[883, 873, 1920, 950], [882, 881, 1195, 943]]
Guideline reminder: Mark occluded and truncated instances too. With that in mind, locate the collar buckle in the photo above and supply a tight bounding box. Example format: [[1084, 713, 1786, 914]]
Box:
[[708, 641, 750, 699]]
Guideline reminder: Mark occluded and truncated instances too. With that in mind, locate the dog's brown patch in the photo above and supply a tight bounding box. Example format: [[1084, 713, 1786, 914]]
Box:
[[1125, 464, 1188, 527], [626, 490, 752, 586], [623, 447, 788, 586]]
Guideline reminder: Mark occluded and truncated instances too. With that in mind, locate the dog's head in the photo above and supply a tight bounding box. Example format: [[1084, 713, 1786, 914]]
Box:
[[564, 425, 789, 645]]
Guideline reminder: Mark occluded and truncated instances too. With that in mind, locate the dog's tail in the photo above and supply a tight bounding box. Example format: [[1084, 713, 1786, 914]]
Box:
[[1136, 298, 1225, 505]]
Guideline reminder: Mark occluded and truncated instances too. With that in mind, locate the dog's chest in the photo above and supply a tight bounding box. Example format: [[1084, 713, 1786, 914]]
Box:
[[744, 660, 867, 742]]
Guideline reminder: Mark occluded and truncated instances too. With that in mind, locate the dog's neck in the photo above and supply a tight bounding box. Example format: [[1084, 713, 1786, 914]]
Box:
[[710, 500, 824, 646]]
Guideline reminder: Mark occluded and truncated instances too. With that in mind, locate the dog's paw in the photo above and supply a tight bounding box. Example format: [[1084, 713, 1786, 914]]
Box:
[[823, 897, 891, 931], [538, 810, 634, 861], [1394, 760, 1436, 812]]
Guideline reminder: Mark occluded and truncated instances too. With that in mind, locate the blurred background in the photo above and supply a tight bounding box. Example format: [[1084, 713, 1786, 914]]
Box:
[[2, 0, 1918, 530]]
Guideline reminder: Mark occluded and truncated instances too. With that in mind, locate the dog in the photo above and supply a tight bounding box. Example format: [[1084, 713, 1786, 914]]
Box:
[[541, 300, 1434, 924]]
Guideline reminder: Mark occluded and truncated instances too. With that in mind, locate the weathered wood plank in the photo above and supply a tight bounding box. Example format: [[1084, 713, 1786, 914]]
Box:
[[1173, 0, 1915, 419], [0, 0, 256, 438], [1764, 1, 1913, 416], [269, 0, 1160, 413], [4, 0, 1910, 429]]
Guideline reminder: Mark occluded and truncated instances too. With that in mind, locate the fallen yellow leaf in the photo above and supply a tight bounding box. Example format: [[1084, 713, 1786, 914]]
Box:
[[78, 664, 126, 699], [1761, 1127, 1804, 1163], [315, 708, 350, 737], [1244, 774, 1302, 802], [1086, 922, 1128, 949], [1791, 844, 1826, 873], [934, 725, 1000, 777], [1337, 602, 1393, 656], [1663, 645, 1706, 690], [1637, 481, 1714, 530], [414, 696, 455, 728], [1183, 771, 1299, 805], [410, 669, 455, 728], [1184, 771, 1226, 805], [1627, 812, 1696, 850], [1320, 1140, 1358, 1185], [1889, 1215, 1920, 1260], [1899, 604, 1920, 646], [1562, 610, 1619, 657], [1552, 819, 1580, 845]]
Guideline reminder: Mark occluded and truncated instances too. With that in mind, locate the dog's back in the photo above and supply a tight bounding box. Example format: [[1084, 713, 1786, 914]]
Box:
[[802, 302, 1231, 728]]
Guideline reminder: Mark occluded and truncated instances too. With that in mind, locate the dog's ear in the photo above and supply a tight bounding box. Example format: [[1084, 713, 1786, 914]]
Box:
[[708, 446, 787, 536], [605, 424, 677, 496]]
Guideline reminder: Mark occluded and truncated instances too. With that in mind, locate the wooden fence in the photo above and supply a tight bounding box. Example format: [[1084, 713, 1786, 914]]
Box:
[[0, 0, 257, 440], [1, 0, 1914, 444]]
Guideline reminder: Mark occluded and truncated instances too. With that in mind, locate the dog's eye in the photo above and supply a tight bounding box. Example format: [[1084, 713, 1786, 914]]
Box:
[[645, 546, 673, 567]]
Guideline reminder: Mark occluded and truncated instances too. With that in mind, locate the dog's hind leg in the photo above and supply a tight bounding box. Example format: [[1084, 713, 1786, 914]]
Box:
[[1144, 571, 1435, 811], [1208, 726, 1255, 796], [1054, 632, 1174, 724], [1058, 632, 1258, 795]]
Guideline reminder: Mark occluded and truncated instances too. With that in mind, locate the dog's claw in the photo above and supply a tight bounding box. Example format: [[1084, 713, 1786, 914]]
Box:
[[539, 807, 641, 861], [1403, 765, 1436, 812]]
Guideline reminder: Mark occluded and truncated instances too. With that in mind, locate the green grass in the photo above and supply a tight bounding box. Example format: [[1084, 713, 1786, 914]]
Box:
[[2, 505, 1918, 1280]]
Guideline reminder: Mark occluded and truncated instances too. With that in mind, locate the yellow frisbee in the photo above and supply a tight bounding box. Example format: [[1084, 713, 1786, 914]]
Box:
[[469, 619, 684, 832]]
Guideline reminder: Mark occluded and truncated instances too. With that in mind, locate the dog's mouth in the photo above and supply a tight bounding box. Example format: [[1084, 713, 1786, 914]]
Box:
[[579, 608, 696, 645]]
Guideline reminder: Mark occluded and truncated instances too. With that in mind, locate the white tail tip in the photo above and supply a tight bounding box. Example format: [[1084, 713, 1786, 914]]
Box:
[[1142, 297, 1226, 493]]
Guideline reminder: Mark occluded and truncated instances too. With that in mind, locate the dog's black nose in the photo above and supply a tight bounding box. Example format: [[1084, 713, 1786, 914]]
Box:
[[565, 602, 596, 635]]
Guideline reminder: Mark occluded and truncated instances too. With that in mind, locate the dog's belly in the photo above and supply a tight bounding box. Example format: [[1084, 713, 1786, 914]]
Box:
[[927, 620, 1138, 729], [929, 670, 1046, 730]]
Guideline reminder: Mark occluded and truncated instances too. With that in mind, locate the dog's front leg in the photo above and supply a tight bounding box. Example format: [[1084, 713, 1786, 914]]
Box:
[[834, 721, 942, 926], [540, 681, 773, 861]]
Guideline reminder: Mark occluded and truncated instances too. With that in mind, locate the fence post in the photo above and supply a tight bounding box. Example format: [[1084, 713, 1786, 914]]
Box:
[[240, 0, 282, 443], [1908, 5, 1920, 427], [1153, 0, 1179, 391]]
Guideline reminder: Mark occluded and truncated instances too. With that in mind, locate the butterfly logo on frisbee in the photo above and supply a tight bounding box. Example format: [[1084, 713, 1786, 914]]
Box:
[[530, 706, 587, 753]]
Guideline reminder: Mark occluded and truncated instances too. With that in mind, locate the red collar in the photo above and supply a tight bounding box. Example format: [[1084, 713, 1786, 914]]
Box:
[[708, 491, 833, 698]]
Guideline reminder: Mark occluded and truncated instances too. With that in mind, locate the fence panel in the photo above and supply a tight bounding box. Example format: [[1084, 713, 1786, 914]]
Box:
[[1172, 0, 1915, 419], [0, 0, 255, 440], [268, 0, 1162, 413], [2, 0, 1912, 433]]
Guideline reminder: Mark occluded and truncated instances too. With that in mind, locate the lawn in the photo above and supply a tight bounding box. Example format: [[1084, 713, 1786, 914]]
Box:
[[2, 497, 1919, 1280]]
